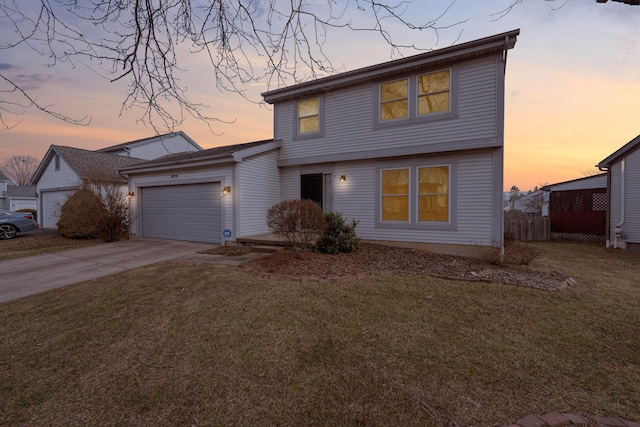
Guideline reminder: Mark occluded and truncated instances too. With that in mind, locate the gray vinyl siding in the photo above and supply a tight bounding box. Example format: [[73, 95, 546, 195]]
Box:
[[610, 148, 640, 246], [128, 166, 233, 237], [237, 151, 281, 237], [280, 149, 497, 247], [627, 148, 640, 244], [281, 167, 301, 200], [275, 55, 501, 165]]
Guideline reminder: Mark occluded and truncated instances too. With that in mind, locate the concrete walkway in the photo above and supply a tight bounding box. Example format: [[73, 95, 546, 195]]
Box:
[[0, 238, 229, 303]]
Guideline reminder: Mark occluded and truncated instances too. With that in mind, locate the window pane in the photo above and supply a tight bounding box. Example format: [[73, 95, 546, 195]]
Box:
[[299, 116, 319, 133], [418, 166, 449, 222], [381, 99, 408, 121], [418, 70, 450, 94], [418, 93, 449, 115], [380, 79, 408, 102], [418, 166, 448, 194], [382, 169, 409, 195], [419, 195, 448, 221], [298, 98, 319, 117], [383, 196, 409, 221]]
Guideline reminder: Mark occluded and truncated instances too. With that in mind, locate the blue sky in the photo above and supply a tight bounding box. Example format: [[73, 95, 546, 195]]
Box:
[[1, 0, 639, 190]]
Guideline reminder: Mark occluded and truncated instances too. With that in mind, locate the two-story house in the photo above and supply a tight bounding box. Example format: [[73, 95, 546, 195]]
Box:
[[31, 131, 202, 228], [119, 29, 519, 257]]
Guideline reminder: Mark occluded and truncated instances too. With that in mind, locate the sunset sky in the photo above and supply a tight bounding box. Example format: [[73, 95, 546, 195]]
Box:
[[1, 1, 639, 191]]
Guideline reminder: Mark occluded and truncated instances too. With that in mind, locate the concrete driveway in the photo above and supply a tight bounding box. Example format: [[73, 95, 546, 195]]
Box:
[[0, 238, 224, 303]]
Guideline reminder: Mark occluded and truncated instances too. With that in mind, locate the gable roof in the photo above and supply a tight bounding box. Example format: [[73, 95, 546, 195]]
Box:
[[0, 169, 9, 182], [95, 131, 202, 154], [118, 139, 280, 174], [262, 29, 519, 103], [31, 145, 146, 185], [597, 134, 640, 169], [4, 185, 37, 198]]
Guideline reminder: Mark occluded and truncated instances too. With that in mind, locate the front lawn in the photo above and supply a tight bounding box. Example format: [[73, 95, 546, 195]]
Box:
[[0, 242, 638, 426]]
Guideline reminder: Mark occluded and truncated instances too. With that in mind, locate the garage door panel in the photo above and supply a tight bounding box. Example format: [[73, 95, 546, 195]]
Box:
[[141, 183, 222, 243]]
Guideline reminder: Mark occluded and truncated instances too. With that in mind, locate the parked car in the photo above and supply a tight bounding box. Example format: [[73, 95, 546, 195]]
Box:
[[0, 209, 38, 239]]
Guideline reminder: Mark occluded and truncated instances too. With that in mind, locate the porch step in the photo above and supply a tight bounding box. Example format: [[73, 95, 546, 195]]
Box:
[[250, 245, 285, 253], [236, 236, 291, 247]]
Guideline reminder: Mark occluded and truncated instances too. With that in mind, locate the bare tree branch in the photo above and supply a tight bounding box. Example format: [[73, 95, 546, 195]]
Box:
[[0, 0, 467, 133], [1, 154, 39, 185], [0, 73, 91, 128]]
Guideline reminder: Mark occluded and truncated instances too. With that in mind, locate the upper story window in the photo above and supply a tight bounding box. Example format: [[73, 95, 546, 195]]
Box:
[[54, 154, 60, 171], [297, 98, 319, 134], [418, 70, 450, 116], [376, 68, 455, 128], [380, 79, 408, 122]]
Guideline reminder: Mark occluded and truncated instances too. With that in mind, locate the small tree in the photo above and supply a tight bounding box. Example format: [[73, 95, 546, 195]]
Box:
[[316, 213, 360, 254], [266, 199, 327, 255], [57, 169, 130, 242]]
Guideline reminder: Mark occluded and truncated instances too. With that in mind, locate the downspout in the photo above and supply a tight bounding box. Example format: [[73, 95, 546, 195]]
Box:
[[615, 158, 626, 248]]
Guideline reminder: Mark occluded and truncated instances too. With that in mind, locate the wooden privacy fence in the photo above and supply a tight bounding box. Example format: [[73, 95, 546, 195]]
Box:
[[504, 213, 550, 241]]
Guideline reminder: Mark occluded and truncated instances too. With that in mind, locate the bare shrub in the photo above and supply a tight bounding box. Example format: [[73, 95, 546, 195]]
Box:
[[503, 235, 539, 266], [57, 169, 130, 242], [266, 200, 327, 255]]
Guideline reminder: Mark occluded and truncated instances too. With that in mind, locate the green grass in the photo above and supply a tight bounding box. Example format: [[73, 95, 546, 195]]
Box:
[[0, 242, 639, 426], [0, 235, 103, 261]]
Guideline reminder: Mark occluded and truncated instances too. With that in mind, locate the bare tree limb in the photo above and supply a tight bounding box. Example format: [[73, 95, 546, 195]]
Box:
[[0, 0, 467, 133]]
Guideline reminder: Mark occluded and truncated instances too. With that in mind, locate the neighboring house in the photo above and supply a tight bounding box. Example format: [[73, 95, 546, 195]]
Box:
[[598, 134, 640, 250], [507, 190, 547, 216], [31, 132, 202, 228], [2, 186, 38, 212], [541, 174, 607, 242], [94, 131, 202, 158], [120, 29, 519, 257]]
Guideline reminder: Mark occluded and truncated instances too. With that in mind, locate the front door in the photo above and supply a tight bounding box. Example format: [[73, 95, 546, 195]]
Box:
[[301, 173, 332, 212]]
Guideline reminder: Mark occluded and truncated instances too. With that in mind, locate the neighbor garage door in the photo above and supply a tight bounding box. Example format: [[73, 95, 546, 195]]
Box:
[[141, 183, 222, 243], [42, 190, 74, 228]]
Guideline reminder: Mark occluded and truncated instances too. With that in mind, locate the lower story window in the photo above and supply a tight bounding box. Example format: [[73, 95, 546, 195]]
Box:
[[379, 161, 453, 229]]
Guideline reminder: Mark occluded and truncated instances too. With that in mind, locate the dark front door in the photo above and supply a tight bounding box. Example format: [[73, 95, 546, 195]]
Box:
[[301, 173, 324, 209]]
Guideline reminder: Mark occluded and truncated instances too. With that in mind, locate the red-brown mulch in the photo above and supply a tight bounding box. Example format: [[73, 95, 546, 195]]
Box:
[[241, 243, 570, 291]]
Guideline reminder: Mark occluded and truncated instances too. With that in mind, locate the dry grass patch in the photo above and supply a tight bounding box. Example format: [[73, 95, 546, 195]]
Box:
[[0, 234, 103, 261], [1, 242, 639, 426]]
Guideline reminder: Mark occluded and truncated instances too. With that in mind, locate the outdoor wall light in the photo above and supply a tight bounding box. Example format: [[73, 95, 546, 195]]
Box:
[[340, 175, 346, 182], [223, 186, 231, 193], [128, 191, 135, 197]]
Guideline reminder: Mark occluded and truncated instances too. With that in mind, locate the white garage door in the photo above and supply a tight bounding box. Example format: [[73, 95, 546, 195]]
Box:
[[141, 183, 222, 243], [41, 190, 74, 228]]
